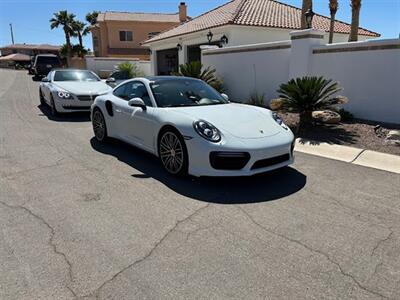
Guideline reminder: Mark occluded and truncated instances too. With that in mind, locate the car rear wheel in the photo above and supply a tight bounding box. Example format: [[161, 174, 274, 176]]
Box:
[[158, 130, 188, 176], [92, 109, 108, 142]]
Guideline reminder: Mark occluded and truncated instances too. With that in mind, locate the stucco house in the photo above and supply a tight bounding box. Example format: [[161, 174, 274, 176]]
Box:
[[142, 0, 380, 75], [90, 2, 190, 60], [0, 43, 60, 57]]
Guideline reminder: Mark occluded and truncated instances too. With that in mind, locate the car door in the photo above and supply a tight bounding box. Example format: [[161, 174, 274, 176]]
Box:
[[113, 81, 158, 152]]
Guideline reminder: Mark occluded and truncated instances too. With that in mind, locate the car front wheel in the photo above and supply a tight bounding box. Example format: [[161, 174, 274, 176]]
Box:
[[50, 95, 58, 117], [92, 109, 108, 142], [158, 129, 188, 176], [39, 88, 45, 105]]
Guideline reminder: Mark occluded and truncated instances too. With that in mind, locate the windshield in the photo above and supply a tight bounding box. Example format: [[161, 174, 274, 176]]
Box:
[[150, 78, 227, 108], [54, 70, 100, 82]]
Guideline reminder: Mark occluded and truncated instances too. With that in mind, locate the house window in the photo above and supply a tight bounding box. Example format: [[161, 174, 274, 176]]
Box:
[[119, 31, 133, 42], [148, 31, 160, 39], [93, 36, 99, 47]]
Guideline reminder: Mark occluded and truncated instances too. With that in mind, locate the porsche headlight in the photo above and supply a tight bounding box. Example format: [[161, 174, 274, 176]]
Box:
[[193, 120, 221, 143], [272, 112, 288, 130], [57, 91, 73, 99]]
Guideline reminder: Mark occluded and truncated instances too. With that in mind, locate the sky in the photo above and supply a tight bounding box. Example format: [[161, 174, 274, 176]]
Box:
[[0, 0, 399, 49]]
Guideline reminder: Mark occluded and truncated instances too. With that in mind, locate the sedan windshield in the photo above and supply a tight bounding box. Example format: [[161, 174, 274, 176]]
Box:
[[54, 70, 100, 82], [150, 78, 227, 108]]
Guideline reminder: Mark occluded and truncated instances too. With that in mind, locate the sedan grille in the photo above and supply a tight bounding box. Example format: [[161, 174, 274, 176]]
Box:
[[77, 95, 98, 101], [251, 154, 290, 170]]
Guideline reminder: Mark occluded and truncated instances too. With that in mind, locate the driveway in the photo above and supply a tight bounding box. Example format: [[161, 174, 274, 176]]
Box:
[[0, 69, 399, 299]]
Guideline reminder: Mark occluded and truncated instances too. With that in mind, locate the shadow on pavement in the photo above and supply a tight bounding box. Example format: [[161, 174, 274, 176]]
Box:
[[90, 138, 306, 204], [38, 104, 91, 122]]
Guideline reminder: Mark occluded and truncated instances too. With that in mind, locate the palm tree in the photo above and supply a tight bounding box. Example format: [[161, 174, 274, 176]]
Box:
[[349, 0, 362, 41], [71, 20, 89, 57], [328, 0, 338, 43], [301, 0, 313, 29], [86, 11, 100, 26], [50, 10, 76, 58]]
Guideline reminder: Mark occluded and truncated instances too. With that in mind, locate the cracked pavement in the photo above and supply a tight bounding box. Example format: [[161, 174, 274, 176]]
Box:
[[1, 69, 400, 299]]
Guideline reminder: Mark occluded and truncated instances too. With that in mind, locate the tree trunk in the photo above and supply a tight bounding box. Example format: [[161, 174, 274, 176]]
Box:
[[328, 12, 336, 43], [64, 29, 72, 58], [349, 1, 361, 42], [298, 110, 313, 134], [301, 0, 312, 29]]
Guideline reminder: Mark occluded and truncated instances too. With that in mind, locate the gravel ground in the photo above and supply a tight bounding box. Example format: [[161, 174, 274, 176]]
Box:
[[280, 113, 400, 156]]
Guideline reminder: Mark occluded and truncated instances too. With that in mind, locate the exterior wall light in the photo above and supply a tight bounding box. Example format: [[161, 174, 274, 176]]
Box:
[[305, 8, 315, 29], [176, 43, 183, 51], [206, 30, 214, 44], [220, 34, 229, 45]]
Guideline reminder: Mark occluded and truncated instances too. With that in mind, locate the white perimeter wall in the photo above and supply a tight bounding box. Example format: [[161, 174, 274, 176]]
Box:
[[202, 31, 400, 124], [85, 56, 151, 78], [202, 41, 291, 102]]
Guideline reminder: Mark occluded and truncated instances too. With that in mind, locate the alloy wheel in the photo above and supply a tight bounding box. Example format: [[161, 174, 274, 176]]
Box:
[[159, 132, 184, 174], [93, 110, 106, 141]]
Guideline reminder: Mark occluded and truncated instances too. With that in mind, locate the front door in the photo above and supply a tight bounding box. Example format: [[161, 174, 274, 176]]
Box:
[[156, 48, 178, 75]]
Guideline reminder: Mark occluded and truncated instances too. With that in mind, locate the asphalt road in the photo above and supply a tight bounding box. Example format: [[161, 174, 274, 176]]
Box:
[[0, 69, 399, 300]]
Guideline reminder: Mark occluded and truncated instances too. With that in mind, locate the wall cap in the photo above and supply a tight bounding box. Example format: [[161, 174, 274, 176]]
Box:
[[289, 29, 325, 39]]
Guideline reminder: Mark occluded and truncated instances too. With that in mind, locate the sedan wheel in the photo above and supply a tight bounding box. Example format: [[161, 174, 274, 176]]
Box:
[[50, 96, 58, 117], [39, 89, 45, 105], [92, 109, 108, 142], [159, 131, 188, 175]]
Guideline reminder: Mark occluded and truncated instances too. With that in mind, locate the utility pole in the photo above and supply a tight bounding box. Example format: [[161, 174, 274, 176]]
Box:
[[9, 23, 14, 44]]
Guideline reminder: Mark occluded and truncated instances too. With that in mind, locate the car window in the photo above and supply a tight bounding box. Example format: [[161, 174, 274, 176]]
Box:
[[36, 56, 61, 65], [124, 81, 152, 106], [150, 78, 227, 108], [113, 84, 127, 99]]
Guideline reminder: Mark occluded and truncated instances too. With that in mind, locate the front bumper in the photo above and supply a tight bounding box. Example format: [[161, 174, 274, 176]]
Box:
[[185, 132, 295, 177], [53, 94, 94, 113]]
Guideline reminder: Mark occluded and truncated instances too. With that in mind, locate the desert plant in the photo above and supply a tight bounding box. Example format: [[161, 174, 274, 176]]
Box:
[[338, 108, 354, 122], [277, 76, 348, 128], [174, 61, 224, 92], [116, 62, 144, 78], [247, 92, 265, 107]]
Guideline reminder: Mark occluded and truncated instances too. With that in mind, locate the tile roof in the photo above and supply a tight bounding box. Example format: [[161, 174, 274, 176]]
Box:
[[143, 0, 379, 44], [97, 11, 183, 23], [0, 43, 60, 51]]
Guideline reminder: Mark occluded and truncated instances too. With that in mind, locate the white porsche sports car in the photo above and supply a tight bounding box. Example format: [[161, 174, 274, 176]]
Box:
[[91, 76, 295, 177], [39, 69, 112, 116]]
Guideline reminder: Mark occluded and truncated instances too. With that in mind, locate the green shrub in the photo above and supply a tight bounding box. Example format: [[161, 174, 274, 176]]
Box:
[[173, 61, 224, 93], [116, 62, 144, 79], [277, 76, 347, 127], [338, 108, 354, 121], [247, 92, 265, 107]]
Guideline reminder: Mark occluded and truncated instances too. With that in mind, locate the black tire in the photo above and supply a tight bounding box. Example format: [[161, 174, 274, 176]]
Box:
[[39, 88, 45, 105], [50, 95, 58, 117], [158, 128, 188, 176], [92, 108, 108, 142]]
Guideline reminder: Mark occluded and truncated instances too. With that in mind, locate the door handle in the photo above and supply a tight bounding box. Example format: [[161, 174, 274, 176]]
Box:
[[115, 109, 122, 113]]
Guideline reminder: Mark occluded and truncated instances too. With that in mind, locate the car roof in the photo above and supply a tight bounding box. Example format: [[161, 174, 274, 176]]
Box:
[[35, 54, 58, 57], [52, 68, 92, 71], [144, 76, 201, 82]]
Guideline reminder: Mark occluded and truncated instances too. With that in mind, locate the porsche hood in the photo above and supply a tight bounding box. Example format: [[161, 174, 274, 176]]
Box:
[[169, 103, 283, 139]]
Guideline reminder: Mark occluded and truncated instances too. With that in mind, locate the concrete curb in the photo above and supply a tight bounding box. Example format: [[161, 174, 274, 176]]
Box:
[[295, 138, 400, 174]]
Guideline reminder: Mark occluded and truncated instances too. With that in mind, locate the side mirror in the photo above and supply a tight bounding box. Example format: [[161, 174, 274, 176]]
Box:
[[106, 77, 116, 83], [221, 93, 229, 101], [128, 98, 146, 110], [41, 77, 50, 83]]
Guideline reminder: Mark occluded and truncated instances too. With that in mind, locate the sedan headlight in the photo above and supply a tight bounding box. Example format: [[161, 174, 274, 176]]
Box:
[[57, 91, 73, 99], [272, 112, 288, 130], [193, 120, 221, 143]]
